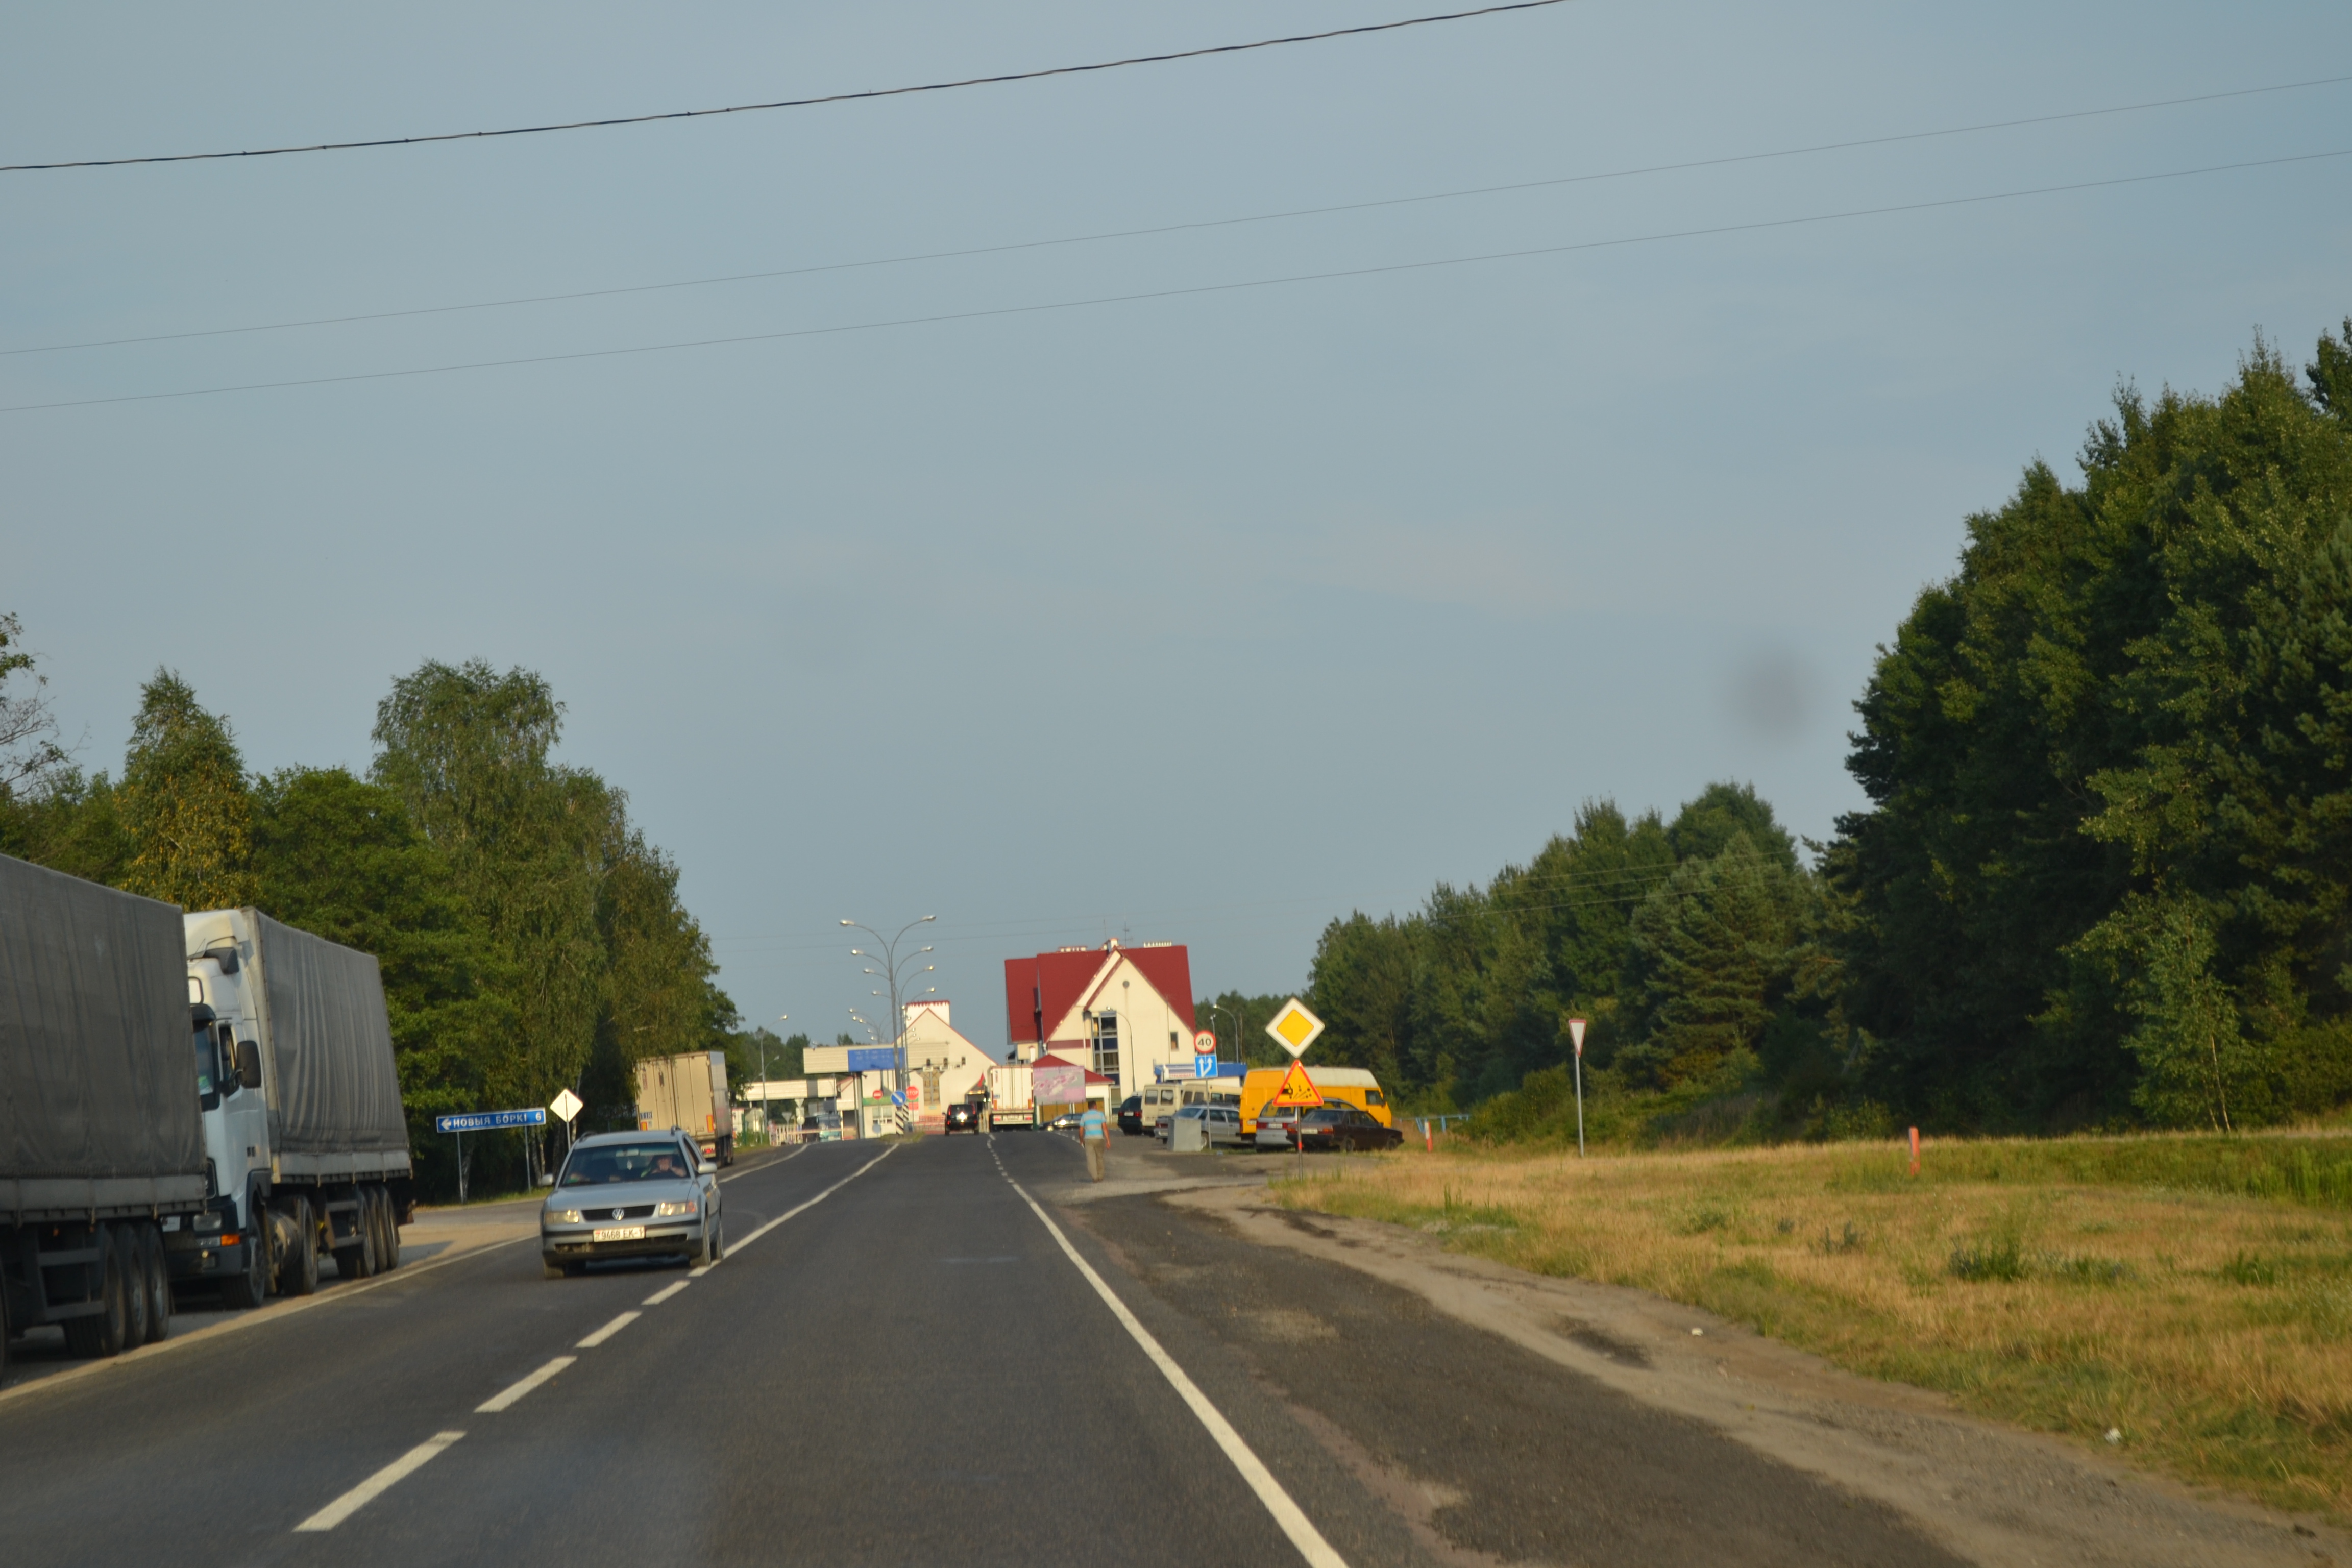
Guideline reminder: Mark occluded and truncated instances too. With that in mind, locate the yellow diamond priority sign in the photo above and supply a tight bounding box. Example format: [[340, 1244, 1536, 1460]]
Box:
[[1265, 997, 1325, 1058]]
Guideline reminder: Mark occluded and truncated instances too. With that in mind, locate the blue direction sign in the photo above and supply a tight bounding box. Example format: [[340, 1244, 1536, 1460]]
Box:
[[434, 1109, 547, 1133]]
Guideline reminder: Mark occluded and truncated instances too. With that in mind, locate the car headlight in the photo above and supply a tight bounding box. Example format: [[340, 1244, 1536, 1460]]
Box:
[[654, 1199, 698, 1218], [549, 1209, 582, 1224]]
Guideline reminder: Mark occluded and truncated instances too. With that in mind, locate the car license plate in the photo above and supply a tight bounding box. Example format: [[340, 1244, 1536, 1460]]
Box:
[[592, 1225, 644, 1242]]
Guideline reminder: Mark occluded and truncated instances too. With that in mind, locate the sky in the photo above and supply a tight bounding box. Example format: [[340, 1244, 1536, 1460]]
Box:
[[5, 1, 2348, 1055]]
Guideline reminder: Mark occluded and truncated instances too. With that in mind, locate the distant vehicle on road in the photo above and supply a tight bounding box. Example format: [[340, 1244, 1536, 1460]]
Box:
[[800, 1111, 844, 1143], [1239, 1066, 1391, 1134], [945, 1101, 982, 1134], [1170, 1104, 1248, 1149], [1046, 1110, 1086, 1132], [1, 855, 208, 1365], [637, 1050, 733, 1166], [1254, 1104, 1402, 1153], [1117, 1096, 1144, 1136], [986, 1062, 1037, 1129], [542, 1131, 722, 1277]]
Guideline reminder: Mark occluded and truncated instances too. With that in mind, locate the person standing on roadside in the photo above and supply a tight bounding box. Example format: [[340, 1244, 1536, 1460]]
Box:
[[1080, 1101, 1108, 1182]]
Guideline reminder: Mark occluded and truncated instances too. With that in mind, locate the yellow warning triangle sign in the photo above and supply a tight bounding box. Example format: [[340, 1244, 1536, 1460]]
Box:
[[1268, 1057, 1324, 1108]]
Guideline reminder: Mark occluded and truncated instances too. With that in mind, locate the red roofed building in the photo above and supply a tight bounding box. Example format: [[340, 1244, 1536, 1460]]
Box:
[[1003, 941, 1198, 1102]]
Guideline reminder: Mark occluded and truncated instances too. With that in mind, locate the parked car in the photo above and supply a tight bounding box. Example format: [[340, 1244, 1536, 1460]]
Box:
[[945, 1101, 982, 1134], [1170, 1103, 1248, 1149], [1117, 1095, 1145, 1136], [1254, 1104, 1402, 1152], [800, 1111, 844, 1143], [1046, 1110, 1087, 1132], [541, 1131, 722, 1277]]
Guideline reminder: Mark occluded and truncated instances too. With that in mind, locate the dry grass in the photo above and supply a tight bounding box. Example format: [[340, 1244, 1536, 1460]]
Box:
[[1272, 1134, 2352, 1518]]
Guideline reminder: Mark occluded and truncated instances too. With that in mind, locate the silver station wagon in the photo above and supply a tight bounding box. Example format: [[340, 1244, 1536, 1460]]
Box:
[[541, 1130, 723, 1278]]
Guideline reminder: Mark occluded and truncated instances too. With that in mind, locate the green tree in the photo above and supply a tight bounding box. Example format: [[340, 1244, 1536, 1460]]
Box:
[[249, 766, 509, 1131], [1618, 832, 1809, 1087], [115, 670, 259, 910], [1833, 322, 2352, 1127], [372, 660, 608, 1112]]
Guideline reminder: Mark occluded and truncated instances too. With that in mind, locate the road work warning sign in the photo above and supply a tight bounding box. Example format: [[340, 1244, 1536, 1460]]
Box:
[[1268, 1058, 1324, 1109]]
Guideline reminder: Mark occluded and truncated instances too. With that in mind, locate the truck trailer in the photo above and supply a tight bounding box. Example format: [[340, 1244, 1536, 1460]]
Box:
[[636, 1050, 731, 1166], [182, 907, 412, 1306], [985, 1062, 1036, 1130], [1, 854, 209, 1369]]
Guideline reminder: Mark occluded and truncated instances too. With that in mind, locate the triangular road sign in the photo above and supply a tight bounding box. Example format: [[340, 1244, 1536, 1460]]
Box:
[[1268, 1057, 1324, 1109], [1567, 1017, 1587, 1058]]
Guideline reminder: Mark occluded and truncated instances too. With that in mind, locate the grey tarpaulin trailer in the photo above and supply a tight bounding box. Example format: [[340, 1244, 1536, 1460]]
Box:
[[0, 853, 209, 1368]]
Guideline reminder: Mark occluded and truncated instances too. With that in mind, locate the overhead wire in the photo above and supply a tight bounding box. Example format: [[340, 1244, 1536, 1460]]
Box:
[[6, 70, 2343, 359], [4, 144, 2344, 416], [0, 0, 1570, 173]]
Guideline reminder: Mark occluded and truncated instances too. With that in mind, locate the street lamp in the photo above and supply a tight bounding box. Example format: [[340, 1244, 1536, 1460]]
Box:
[[840, 915, 937, 1125]]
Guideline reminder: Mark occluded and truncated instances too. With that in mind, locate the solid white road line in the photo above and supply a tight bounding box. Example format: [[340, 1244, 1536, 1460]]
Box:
[[576, 1311, 640, 1349], [475, 1355, 576, 1413], [724, 1145, 897, 1257], [642, 1281, 690, 1306], [293, 1430, 466, 1532], [718, 1144, 811, 1184], [1006, 1172, 1350, 1568]]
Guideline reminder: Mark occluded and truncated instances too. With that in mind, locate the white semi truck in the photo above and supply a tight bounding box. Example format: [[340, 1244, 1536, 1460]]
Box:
[[1, 855, 209, 1369], [180, 908, 412, 1306]]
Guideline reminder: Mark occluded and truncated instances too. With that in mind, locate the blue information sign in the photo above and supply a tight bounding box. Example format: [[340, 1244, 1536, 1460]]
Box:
[[434, 1108, 548, 1133], [846, 1047, 897, 1073]]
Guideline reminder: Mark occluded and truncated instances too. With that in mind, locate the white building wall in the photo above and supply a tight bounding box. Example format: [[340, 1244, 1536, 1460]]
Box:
[[1041, 950, 1196, 1102]]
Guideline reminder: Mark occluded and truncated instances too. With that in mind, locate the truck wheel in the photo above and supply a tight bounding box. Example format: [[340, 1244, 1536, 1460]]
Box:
[[140, 1224, 172, 1344], [380, 1189, 402, 1271], [116, 1226, 151, 1351], [65, 1228, 130, 1358], [283, 1197, 320, 1297], [222, 1197, 271, 1309], [361, 1187, 385, 1275]]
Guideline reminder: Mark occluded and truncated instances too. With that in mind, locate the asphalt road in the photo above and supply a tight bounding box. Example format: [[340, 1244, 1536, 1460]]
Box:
[[0, 1134, 1965, 1566]]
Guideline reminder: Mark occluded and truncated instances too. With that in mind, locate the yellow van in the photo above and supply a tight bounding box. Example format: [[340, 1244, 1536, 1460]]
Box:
[[1239, 1066, 1391, 1134]]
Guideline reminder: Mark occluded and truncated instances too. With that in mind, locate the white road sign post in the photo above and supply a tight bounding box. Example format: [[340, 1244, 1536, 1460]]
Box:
[[1568, 1017, 1588, 1158], [548, 1087, 585, 1167]]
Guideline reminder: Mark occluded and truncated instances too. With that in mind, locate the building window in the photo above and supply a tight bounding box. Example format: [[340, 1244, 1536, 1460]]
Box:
[[1091, 1010, 1121, 1085]]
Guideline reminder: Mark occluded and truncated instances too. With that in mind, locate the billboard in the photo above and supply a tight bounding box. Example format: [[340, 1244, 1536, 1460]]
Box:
[[846, 1047, 897, 1073], [1033, 1062, 1086, 1105]]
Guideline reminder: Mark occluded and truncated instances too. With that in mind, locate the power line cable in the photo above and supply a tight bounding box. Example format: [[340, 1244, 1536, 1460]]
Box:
[[0, 1, 1569, 174], [8, 70, 2342, 358], [5, 144, 2342, 416]]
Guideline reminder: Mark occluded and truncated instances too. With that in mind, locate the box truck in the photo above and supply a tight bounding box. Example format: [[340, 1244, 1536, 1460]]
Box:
[[1, 854, 209, 1369], [636, 1050, 731, 1166], [182, 907, 412, 1307]]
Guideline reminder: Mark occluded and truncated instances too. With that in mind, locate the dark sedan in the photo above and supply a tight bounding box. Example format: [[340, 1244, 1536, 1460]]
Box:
[[1266, 1105, 1403, 1153], [945, 1101, 982, 1134]]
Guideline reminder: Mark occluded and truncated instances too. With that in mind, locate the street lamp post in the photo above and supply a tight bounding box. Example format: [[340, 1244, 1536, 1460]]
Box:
[[841, 915, 936, 1129]]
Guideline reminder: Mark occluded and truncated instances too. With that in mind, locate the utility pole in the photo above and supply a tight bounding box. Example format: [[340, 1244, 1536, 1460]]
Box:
[[842, 915, 936, 1130]]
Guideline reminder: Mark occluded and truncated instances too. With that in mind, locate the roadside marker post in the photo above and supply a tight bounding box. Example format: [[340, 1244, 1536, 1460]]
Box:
[[1909, 1125, 1921, 1177], [1567, 1017, 1588, 1158]]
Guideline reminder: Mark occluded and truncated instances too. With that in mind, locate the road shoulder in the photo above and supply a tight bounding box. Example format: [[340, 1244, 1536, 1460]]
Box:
[[1172, 1183, 2348, 1567]]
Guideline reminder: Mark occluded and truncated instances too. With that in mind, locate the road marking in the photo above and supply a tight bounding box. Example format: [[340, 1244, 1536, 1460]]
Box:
[[643, 1281, 690, 1306], [475, 1355, 576, 1412], [1003, 1171, 1350, 1568], [293, 1430, 465, 1531], [718, 1143, 811, 1184], [576, 1311, 639, 1348], [689, 1263, 713, 1277], [724, 1145, 897, 1257]]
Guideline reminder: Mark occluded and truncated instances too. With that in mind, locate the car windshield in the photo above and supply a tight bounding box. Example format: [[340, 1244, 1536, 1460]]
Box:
[[560, 1141, 693, 1186]]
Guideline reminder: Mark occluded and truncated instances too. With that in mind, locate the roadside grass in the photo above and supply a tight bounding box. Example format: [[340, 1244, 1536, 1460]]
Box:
[[1270, 1133, 2352, 1518]]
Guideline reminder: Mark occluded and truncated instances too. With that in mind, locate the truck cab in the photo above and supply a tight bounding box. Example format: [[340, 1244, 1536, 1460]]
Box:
[[183, 918, 271, 1296]]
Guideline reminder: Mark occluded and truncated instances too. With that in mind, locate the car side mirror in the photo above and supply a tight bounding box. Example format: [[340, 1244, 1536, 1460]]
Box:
[[699, 1160, 718, 1176], [236, 1040, 261, 1089]]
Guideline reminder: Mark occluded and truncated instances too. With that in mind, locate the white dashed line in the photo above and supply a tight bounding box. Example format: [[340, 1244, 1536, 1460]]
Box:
[[474, 1355, 576, 1413], [293, 1430, 466, 1532], [576, 1311, 639, 1349], [642, 1281, 690, 1306], [724, 1145, 896, 1257]]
